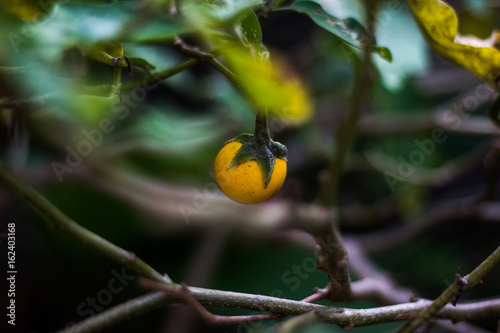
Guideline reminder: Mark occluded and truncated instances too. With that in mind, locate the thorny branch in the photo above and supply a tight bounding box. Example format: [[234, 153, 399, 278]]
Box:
[[139, 279, 284, 325], [57, 278, 500, 333]]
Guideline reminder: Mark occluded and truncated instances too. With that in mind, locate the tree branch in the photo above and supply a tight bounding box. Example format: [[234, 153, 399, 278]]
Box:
[[121, 59, 198, 91], [312, 0, 380, 301], [55, 281, 500, 332], [172, 37, 239, 88], [317, 0, 376, 207], [139, 279, 283, 325], [396, 245, 500, 332]]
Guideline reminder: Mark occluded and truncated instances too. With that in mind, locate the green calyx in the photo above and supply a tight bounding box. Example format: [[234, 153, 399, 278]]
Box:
[[226, 107, 287, 187], [227, 133, 287, 188]]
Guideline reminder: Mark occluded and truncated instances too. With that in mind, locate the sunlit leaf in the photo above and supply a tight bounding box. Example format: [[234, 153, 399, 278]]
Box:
[[408, 0, 500, 86], [220, 43, 313, 123], [284, 0, 392, 62]]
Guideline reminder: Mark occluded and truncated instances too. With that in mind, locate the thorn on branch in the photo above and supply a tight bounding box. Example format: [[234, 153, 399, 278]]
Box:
[[342, 323, 354, 331], [451, 268, 468, 306], [301, 284, 331, 303], [124, 250, 137, 263], [409, 291, 420, 302], [173, 37, 214, 61], [395, 313, 413, 321]]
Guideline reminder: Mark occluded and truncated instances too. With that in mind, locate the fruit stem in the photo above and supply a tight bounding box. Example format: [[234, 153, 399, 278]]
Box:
[[111, 65, 122, 99], [254, 107, 271, 145]]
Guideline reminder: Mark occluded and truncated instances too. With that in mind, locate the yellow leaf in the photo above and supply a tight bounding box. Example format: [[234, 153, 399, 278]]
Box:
[[220, 43, 313, 123], [408, 0, 500, 86]]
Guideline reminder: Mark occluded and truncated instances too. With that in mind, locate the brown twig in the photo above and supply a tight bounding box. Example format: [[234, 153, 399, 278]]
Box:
[[300, 285, 331, 304], [58, 282, 500, 333], [312, 0, 380, 302], [139, 279, 284, 325], [172, 37, 239, 88]]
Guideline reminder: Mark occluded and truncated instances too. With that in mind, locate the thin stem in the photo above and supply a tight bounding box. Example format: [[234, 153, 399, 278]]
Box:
[[113, 65, 122, 88], [172, 37, 239, 87], [140, 279, 282, 325], [56, 282, 500, 333], [121, 59, 198, 90], [309, 0, 379, 304], [62, 291, 168, 333], [109, 65, 123, 102], [205, 57, 239, 87], [254, 107, 270, 145], [0, 166, 170, 284], [318, 1, 376, 207], [396, 246, 500, 333], [300, 285, 331, 303]]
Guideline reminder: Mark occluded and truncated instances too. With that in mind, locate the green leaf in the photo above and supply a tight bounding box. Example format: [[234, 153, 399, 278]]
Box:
[[238, 11, 262, 52], [285, 0, 392, 62], [408, 0, 500, 86], [374, 46, 392, 63]]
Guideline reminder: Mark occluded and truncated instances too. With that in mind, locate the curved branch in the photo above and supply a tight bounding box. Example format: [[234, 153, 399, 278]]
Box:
[[172, 37, 239, 88], [55, 282, 500, 332], [121, 59, 198, 90]]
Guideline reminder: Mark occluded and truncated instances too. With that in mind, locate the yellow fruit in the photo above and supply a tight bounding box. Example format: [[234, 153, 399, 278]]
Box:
[[214, 141, 287, 204]]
